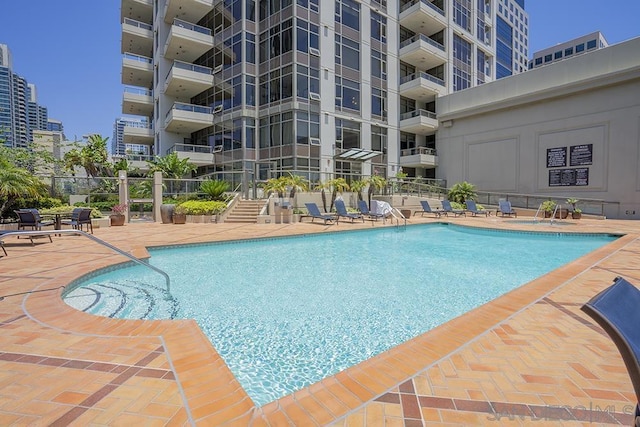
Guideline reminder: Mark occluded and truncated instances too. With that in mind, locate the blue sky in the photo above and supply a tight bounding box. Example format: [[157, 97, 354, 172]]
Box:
[[1, 1, 639, 145]]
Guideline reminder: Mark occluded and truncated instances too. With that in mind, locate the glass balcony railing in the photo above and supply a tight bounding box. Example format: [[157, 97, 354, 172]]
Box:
[[173, 18, 211, 36], [166, 60, 212, 80], [165, 102, 213, 120], [400, 0, 445, 16], [123, 18, 153, 31], [123, 53, 153, 64], [124, 86, 152, 96], [400, 71, 445, 86], [399, 33, 445, 51], [168, 143, 213, 154], [401, 146, 437, 157], [400, 109, 437, 121]]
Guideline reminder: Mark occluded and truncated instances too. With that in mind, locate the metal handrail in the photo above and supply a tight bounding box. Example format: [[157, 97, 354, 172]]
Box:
[[387, 207, 407, 228], [0, 230, 170, 292]]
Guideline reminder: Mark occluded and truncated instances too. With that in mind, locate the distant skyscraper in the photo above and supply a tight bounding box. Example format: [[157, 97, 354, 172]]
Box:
[[0, 43, 49, 148], [112, 116, 151, 157], [120, 0, 529, 181]]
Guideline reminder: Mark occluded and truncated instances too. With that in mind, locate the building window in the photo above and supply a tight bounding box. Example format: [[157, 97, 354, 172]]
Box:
[[453, 0, 472, 32], [336, 119, 361, 151], [371, 125, 386, 154], [564, 47, 573, 56], [587, 39, 597, 49], [335, 35, 360, 71], [335, 0, 360, 31], [335, 77, 360, 112], [296, 19, 319, 54], [544, 54, 552, 63], [453, 34, 471, 91], [576, 43, 585, 53], [296, 64, 320, 98], [371, 11, 386, 43], [371, 49, 387, 80], [296, 111, 320, 144], [554, 51, 562, 60], [371, 88, 387, 119]]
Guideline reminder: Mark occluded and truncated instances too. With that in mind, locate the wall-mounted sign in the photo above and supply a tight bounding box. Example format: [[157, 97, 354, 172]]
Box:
[[549, 168, 589, 186], [570, 144, 593, 166], [547, 147, 567, 168]]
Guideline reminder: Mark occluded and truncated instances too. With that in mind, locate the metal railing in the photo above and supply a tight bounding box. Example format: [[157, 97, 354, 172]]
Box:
[[173, 18, 211, 36], [123, 18, 153, 31], [400, 71, 445, 87], [400, 0, 445, 15], [400, 108, 438, 121], [0, 230, 171, 292], [400, 33, 445, 52]]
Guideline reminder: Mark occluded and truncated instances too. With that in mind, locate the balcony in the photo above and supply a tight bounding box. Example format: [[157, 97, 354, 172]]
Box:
[[399, 34, 447, 70], [399, 72, 446, 102], [164, 102, 214, 133], [113, 153, 155, 171], [122, 53, 153, 87], [123, 124, 154, 145], [168, 143, 215, 166], [164, 61, 214, 99], [122, 87, 153, 117], [121, 18, 153, 57], [164, 19, 213, 63], [399, 0, 447, 35], [399, 109, 438, 135], [163, 0, 214, 25], [400, 146, 438, 169], [121, 0, 152, 23]]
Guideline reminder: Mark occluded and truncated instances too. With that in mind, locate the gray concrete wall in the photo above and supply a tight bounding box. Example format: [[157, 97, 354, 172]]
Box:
[[436, 37, 640, 219]]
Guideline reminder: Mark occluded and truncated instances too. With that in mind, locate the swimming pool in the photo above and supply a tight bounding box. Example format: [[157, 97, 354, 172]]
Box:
[[63, 224, 617, 406]]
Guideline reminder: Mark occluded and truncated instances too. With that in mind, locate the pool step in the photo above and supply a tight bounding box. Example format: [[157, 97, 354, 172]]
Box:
[[64, 280, 178, 320]]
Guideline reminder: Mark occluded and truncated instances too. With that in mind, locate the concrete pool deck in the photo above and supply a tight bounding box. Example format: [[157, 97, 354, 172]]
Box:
[[1, 215, 638, 425]]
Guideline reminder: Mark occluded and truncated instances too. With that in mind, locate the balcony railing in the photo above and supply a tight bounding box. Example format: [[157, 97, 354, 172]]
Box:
[[400, 109, 437, 121], [400, 71, 445, 86], [173, 18, 211, 36], [401, 146, 437, 157], [124, 86, 152, 96], [167, 143, 214, 155], [165, 102, 212, 120], [400, 33, 445, 51], [166, 60, 213, 80], [123, 17, 153, 31], [400, 0, 445, 15], [123, 53, 153, 64]]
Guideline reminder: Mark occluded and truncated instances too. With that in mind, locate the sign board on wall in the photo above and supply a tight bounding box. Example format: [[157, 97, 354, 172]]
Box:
[[547, 144, 592, 187], [547, 147, 567, 168], [569, 144, 593, 166], [549, 168, 589, 186]]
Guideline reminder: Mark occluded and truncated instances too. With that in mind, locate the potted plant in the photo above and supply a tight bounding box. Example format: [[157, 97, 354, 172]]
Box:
[[110, 204, 127, 226], [567, 198, 582, 219], [173, 204, 187, 224], [541, 200, 556, 218]]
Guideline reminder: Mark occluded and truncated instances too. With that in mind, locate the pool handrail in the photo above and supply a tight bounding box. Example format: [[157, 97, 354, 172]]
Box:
[[0, 229, 171, 292]]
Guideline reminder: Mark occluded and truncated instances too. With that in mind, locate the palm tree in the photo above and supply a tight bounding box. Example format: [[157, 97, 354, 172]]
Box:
[[314, 180, 329, 212], [447, 181, 477, 204], [0, 160, 46, 217], [367, 175, 387, 206], [63, 134, 111, 178], [146, 152, 197, 179], [350, 179, 367, 202], [326, 177, 350, 212], [283, 173, 309, 198], [262, 176, 288, 198]]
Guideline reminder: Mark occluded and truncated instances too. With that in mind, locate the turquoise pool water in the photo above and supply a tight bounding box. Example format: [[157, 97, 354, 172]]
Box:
[[63, 224, 617, 406]]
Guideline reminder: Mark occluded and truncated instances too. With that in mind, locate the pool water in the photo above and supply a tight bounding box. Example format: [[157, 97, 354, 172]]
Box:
[[63, 224, 617, 406]]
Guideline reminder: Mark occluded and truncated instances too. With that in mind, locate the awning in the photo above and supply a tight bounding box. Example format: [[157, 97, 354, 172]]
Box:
[[334, 148, 381, 161]]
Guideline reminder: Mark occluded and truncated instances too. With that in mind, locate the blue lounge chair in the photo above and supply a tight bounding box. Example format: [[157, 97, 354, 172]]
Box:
[[465, 200, 490, 217], [358, 200, 384, 221], [441, 200, 466, 217], [417, 200, 442, 217], [303, 203, 336, 224], [498, 200, 517, 217], [335, 199, 364, 223], [582, 277, 640, 424]]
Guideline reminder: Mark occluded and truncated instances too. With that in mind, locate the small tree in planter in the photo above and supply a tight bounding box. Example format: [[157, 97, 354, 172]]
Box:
[[541, 200, 556, 218], [173, 204, 187, 224], [567, 198, 582, 219]]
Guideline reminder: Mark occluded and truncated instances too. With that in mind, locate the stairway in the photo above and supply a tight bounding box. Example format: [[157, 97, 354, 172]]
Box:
[[223, 199, 266, 223]]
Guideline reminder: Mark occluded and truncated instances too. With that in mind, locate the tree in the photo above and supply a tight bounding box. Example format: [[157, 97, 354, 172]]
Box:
[[282, 172, 309, 198], [350, 179, 367, 202], [447, 181, 477, 204], [262, 176, 288, 198], [367, 175, 387, 206], [146, 152, 197, 179], [326, 177, 350, 212], [63, 134, 111, 178], [0, 157, 47, 217]]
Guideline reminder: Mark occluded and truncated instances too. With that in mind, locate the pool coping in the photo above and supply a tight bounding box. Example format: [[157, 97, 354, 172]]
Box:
[[16, 221, 636, 425]]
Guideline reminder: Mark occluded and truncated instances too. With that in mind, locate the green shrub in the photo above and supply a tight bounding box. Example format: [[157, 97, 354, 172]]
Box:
[[199, 179, 230, 201], [178, 200, 226, 215]]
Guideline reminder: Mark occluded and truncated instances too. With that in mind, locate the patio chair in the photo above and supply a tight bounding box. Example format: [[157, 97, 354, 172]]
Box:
[[60, 207, 83, 230], [581, 276, 640, 425], [498, 200, 517, 217], [358, 200, 384, 221], [303, 203, 336, 225], [14, 210, 53, 243], [417, 200, 442, 217], [61, 208, 93, 233], [465, 200, 490, 217], [441, 200, 466, 217], [334, 199, 364, 223]]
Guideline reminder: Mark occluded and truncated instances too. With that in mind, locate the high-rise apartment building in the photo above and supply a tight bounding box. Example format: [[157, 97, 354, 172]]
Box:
[[112, 116, 152, 157], [120, 0, 527, 182], [0, 43, 49, 148]]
